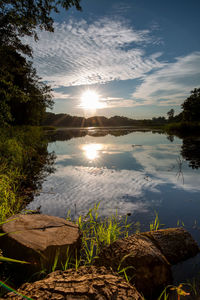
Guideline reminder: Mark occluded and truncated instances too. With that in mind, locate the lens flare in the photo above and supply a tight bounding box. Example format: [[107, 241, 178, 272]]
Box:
[[0, 280, 32, 299]]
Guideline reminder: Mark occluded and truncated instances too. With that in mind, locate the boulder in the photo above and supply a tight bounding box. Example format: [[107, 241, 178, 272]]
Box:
[[94, 234, 172, 298], [142, 227, 199, 264], [0, 214, 81, 269], [2, 266, 143, 299]]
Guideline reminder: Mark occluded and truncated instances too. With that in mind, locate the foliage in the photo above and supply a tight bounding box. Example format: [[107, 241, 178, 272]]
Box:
[[0, 167, 22, 223], [150, 212, 160, 231], [0, 127, 55, 222], [0, 256, 29, 264], [0, 44, 53, 126], [151, 116, 167, 125], [0, 0, 81, 126], [167, 109, 174, 120], [0, 0, 81, 40], [77, 203, 131, 264], [182, 88, 200, 122]]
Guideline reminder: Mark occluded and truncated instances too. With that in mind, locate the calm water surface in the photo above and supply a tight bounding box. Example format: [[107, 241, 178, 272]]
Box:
[[27, 128, 200, 280]]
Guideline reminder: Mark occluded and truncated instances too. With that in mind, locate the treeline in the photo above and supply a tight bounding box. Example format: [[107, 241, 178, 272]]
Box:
[[43, 88, 200, 131], [165, 88, 200, 135], [43, 113, 171, 127]]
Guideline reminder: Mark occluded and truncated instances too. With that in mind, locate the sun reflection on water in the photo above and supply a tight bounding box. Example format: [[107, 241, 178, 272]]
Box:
[[82, 144, 103, 160]]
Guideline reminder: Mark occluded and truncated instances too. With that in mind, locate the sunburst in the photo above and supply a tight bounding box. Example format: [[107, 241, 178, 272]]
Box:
[[80, 90, 104, 110]]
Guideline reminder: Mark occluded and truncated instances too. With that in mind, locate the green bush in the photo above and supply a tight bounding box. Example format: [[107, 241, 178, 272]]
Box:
[[0, 126, 52, 222]]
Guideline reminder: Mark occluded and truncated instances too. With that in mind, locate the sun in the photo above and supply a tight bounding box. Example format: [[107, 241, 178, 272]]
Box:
[[82, 144, 103, 160], [80, 90, 104, 110]]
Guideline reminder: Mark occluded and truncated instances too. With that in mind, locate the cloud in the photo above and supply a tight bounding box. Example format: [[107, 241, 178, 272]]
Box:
[[24, 18, 164, 87], [132, 52, 200, 106], [24, 18, 200, 109], [52, 91, 71, 99], [101, 97, 137, 108]]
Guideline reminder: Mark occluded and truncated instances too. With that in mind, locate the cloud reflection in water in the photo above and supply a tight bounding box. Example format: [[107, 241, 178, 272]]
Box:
[[27, 132, 200, 224]]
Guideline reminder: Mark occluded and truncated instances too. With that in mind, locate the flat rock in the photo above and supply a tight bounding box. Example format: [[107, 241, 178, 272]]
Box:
[[94, 234, 172, 298], [0, 214, 81, 268], [2, 266, 143, 300], [142, 227, 199, 264]]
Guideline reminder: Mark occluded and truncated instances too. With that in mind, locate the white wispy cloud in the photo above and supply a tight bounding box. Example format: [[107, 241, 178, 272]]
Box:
[[24, 18, 200, 109], [100, 97, 137, 108], [24, 18, 164, 87], [132, 52, 200, 106], [52, 91, 71, 99]]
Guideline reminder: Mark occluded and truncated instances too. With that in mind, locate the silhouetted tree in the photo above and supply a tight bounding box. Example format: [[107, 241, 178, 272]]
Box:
[[182, 88, 200, 122], [167, 135, 174, 142], [0, 0, 81, 39], [152, 116, 167, 124], [0, 0, 81, 126], [0, 43, 53, 125], [167, 109, 174, 120]]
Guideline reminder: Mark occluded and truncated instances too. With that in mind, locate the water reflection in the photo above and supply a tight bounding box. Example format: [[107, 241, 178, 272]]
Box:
[[29, 130, 200, 222], [46, 129, 200, 171], [82, 144, 103, 161], [28, 129, 200, 283], [181, 138, 200, 169], [46, 127, 153, 142]]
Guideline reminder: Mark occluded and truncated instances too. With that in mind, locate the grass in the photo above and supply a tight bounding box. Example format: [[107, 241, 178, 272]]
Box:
[[158, 284, 191, 300], [0, 126, 54, 223], [0, 126, 55, 285], [150, 211, 160, 231], [36, 203, 132, 277], [76, 203, 131, 262], [0, 166, 23, 223], [77, 203, 131, 257], [0, 204, 198, 300]]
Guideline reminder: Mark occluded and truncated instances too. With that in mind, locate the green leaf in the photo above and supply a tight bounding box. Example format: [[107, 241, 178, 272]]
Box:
[[0, 256, 29, 264]]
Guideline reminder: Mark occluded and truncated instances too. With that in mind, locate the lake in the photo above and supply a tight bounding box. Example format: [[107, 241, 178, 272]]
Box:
[[27, 128, 200, 281]]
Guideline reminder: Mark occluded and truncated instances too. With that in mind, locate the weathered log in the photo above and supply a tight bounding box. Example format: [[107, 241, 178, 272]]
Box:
[[94, 228, 199, 298], [0, 214, 81, 269], [94, 234, 172, 298], [142, 227, 199, 264], [2, 266, 143, 300]]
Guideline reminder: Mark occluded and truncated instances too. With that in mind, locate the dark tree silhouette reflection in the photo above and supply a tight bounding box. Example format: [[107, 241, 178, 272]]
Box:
[[181, 138, 200, 169]]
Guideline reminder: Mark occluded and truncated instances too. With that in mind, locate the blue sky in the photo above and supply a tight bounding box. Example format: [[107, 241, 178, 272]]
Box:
[[26, 0, 200, 118]]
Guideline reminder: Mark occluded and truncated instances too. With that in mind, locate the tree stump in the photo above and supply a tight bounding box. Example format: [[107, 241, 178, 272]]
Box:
[[2, 266, 143, 300], [0, 214, 81, 269]]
